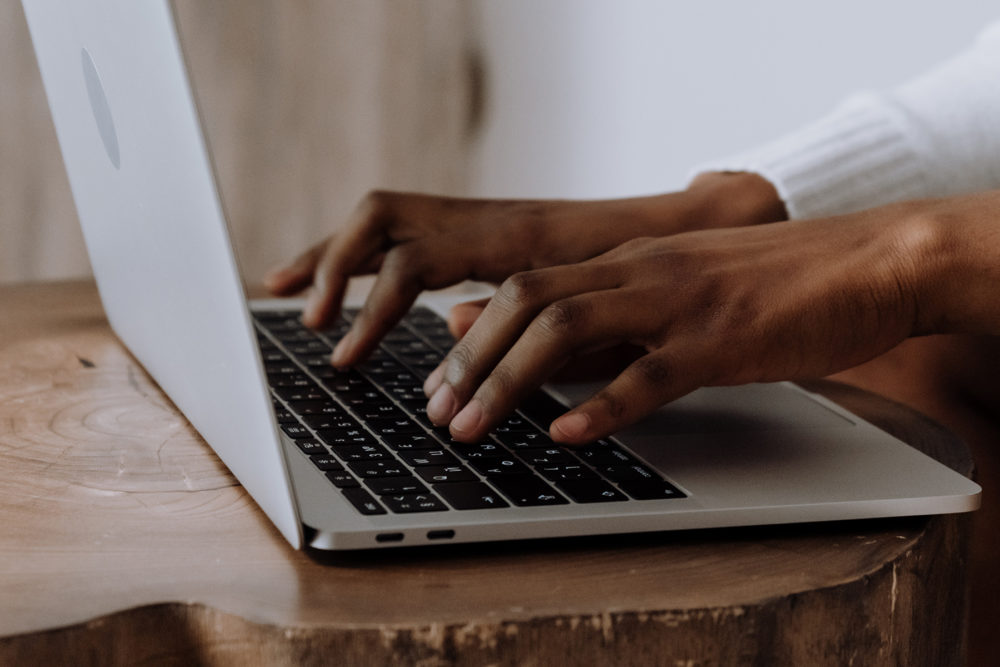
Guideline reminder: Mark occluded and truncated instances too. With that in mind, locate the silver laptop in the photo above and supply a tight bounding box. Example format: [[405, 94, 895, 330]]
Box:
[[21, 0, 980, 550]]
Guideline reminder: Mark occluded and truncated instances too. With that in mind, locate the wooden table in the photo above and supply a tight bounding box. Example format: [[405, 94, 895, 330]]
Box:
[[0, 280, 975, 666]]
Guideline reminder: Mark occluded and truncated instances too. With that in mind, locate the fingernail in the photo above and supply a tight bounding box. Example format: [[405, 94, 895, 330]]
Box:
[[552, 412, 591, 441], [427, 384, 457, 425], [451, 399, 484, 436], [331, 331, 353, 366], [423, 364, 445, 397]]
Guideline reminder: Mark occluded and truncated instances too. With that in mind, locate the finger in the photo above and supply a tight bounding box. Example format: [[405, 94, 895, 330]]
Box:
[[550, 346, 704, 444], [302, 195, 396, 329], [427, 262, 620, 426], [262, 242, 326, 296], [331, 239, 478, 366], [447, 298, 490, 340], [329, 246, 425, 366], [422, 298, 497, 398], [448, 290, 644, 442]]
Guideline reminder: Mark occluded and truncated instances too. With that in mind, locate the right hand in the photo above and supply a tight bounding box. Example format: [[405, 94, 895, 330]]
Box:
[[263, 173, 785, 366]]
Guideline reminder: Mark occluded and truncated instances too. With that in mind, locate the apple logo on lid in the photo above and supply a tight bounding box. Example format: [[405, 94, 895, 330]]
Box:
[[81, 47, 120, 169]]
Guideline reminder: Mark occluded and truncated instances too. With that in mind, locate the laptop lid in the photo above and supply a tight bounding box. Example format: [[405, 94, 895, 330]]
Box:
[[20, 0, 303, 547]]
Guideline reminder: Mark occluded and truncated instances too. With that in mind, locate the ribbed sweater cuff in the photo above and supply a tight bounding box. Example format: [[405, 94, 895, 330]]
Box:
[[691, 94, 930, 220]]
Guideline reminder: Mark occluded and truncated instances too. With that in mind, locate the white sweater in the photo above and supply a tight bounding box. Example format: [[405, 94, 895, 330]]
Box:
[[697, 23, 1000, 220]]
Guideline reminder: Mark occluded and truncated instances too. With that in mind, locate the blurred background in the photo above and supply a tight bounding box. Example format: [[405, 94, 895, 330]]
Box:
[[1, 0, 994, 285]]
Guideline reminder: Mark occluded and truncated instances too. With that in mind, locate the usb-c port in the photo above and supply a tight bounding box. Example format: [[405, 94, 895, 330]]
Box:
[[376, 532, 404, 543], [427, 530, 455, 541]]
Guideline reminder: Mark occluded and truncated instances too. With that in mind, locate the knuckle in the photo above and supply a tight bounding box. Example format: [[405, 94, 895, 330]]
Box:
[[443, 342, 478, 381], [592, 388, 627, 420], [358, 189, 397, 225], [497, 270, 545, 309], [381, 244, 421, 275], [612, 236, 655, 256], [536, 298, 588, 337], [631, 355, 674, 388]]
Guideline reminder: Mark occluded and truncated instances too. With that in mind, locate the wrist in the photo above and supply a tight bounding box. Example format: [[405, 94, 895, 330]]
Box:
[[910, 191, 1000, 336], [683, 171, 788, 230]]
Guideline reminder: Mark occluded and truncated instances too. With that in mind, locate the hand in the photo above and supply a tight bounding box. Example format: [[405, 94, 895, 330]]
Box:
[[423, 199, 965, 444], [446, 297, 644, 382], [263, 173, 785, 366]]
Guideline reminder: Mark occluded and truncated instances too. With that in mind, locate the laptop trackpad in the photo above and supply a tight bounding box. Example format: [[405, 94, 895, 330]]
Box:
[[547, 382, 854, 436]]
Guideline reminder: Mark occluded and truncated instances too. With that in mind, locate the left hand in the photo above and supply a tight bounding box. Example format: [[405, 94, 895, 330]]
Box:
[[423, 202, 947, 444]]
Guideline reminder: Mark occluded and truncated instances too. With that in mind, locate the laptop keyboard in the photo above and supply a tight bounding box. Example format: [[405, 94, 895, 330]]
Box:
[[254, 307, 684, 517]]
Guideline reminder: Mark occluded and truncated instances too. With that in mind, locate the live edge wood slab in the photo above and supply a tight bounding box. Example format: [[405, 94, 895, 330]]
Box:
[[0, 280, 973, 666]]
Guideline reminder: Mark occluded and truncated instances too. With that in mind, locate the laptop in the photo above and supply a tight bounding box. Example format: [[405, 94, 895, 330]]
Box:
[[21, 0, 980, 550]]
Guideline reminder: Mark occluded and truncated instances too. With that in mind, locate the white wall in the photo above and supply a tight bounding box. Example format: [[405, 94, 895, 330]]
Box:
[[471, 1, 998, 199]]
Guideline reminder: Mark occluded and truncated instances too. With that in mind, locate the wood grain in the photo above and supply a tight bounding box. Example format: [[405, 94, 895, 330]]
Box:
[[0, 280, 973, 666]]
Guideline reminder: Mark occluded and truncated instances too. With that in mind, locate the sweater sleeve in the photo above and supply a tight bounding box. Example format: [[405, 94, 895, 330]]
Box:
[[692, 22, 1000, 220]]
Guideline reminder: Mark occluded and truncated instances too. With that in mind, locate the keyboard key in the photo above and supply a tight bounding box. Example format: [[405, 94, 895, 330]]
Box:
[[490, 475, 568, 506], [382, 493, 448, 514], [468, 457, 532, 477], [397, 449, 460, 467], [325, 470, 360, 488], [517, 448, 578, 466], [265, 363, 300, 376], [599, 463, 659, 483], [261, 350, 287, 363], [575, 440, 635, 466], [274, 387, 326, 402], [314, 418, 365, 434], [365, 476, 429, 496], [280, 423, 312, 439], [381, 432, 438, 451], [450, 441, 506, 459], [415, 465, 478, 484], [536, 464, 599, 482], [289, 400, 342, 415], [320, 433, 378, 447], [348, 460, 410, 478], [301, 413, 346, 430], [286, 340, 332, 356], [384, 386, 425, 402], [368, 416, 423, 435], [330, 443, 391, 461], [494, 414, 534, 432], [342, 487, 386, 515], [358, 397, 404, 412], [619, 479, 686, 500], [294, 439, 326, 455], [269, 374, 316, 389], [496, 431, 554, 449], [309, 455, 344, 471], [556, 479, 628, 503], [435, 482, 510, 510]]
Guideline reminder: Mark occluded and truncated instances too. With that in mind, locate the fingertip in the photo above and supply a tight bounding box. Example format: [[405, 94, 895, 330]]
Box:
[[449, 398, 484, 441], [330, 331, 354, 367], [551, 411, 592, 444], [427, 384, 458, 426], [423, 364, 445, 397], [263, 266, 297, 295]]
